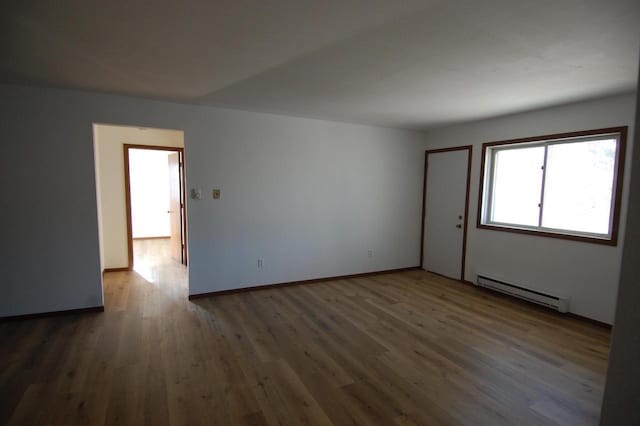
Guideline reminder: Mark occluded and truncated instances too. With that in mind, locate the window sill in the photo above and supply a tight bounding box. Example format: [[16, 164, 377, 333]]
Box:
[[476, 223, 617, 246]]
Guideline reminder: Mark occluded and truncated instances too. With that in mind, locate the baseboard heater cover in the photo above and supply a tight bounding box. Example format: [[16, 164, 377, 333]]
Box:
[[476, 275, 569, 313]]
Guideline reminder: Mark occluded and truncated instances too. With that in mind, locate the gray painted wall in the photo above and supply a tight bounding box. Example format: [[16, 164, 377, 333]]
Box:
[[1, 86, 105, 316], [0, 84, 424, 317]]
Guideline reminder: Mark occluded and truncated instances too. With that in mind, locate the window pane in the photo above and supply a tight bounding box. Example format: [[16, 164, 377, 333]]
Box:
[[542, 139, 616, 235], [491, 146, 544, 226]]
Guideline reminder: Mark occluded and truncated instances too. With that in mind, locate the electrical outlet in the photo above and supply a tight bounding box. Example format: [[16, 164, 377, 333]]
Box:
[[368, 250, 374, 258], [257, 258, 264, 268]]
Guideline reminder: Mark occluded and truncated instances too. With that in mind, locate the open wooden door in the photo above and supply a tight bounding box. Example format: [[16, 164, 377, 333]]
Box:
[[168, 152, 184, 264]]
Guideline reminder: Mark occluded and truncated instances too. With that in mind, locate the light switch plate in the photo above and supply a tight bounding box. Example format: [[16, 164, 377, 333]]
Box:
[[212, 189, 221, 199]]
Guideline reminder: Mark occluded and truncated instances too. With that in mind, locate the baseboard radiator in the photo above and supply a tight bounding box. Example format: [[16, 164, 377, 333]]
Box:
[[476, 275, 569, 313]]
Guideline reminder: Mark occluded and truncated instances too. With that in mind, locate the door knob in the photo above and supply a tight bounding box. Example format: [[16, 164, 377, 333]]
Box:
[[456, 224, 462, 228]]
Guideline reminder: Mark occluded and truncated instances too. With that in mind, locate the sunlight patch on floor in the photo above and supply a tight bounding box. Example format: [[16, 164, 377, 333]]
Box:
[[133, 260, 158, 284]]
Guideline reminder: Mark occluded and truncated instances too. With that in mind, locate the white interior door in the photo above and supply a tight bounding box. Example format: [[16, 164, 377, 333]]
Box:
[[422, 148, 470, 280]]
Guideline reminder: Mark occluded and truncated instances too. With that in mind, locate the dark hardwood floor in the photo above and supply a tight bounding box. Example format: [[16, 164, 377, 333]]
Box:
[[1, 241, 611, 425]]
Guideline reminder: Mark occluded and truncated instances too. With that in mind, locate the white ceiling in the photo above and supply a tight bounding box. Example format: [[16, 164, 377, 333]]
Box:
[[2, 0, 639, 129]]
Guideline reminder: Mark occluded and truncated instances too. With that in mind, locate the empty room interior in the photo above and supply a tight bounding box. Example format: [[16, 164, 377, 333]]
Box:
[[1, 1, 639, 425]]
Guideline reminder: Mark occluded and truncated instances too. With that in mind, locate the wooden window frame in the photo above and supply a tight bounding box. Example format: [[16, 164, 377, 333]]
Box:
[[477, 127, 627, 246]]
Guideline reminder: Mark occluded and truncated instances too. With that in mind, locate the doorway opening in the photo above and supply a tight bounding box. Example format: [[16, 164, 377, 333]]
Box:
[[92, 123, 186, 288], [124, 145, 187, 274]]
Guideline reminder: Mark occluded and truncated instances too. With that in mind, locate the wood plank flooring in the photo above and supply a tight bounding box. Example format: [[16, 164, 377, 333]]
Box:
[[0, 240, 611, 425]]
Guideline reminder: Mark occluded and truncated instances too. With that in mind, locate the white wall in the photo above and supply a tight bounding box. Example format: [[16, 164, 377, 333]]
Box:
[[0, 83, 424, 317], [423, 93, 637, 324], [5, 80, 628, 321], [185, 111, 424, 295], [93, 125, 183, 269], [130, 149, 172, 239]]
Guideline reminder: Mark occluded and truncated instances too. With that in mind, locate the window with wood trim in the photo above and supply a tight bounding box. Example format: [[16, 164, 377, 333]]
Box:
[[478, 127, 627, 245]]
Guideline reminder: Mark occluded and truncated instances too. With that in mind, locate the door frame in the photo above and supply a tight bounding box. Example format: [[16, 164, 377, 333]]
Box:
[[420, 145, 473, 281], [123, 144, 188, 270]]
